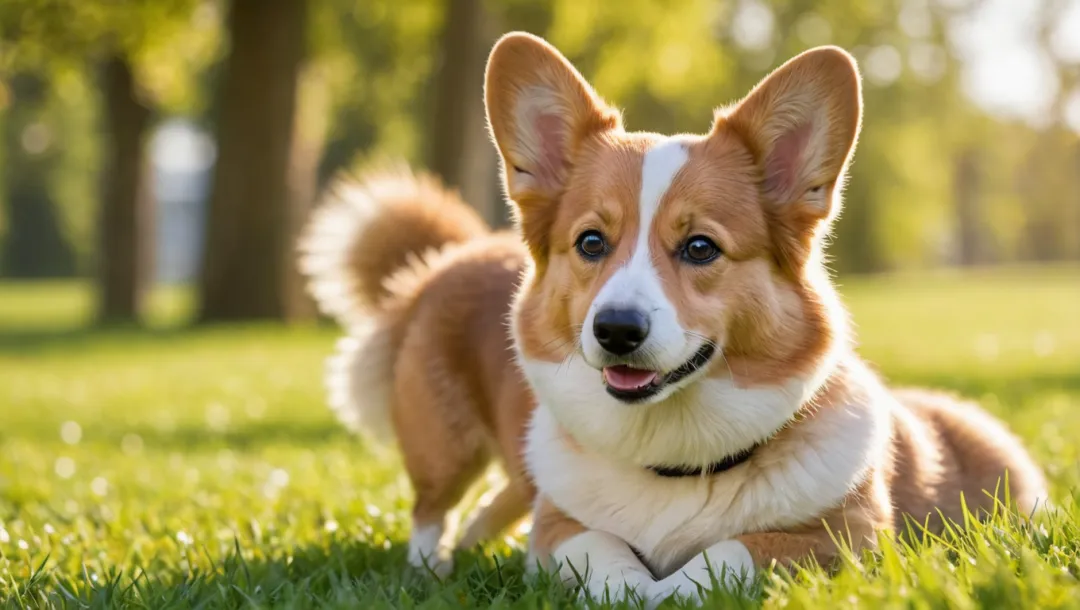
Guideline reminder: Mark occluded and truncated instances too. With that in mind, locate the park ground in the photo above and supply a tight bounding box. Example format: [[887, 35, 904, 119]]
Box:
[[1, 266, 1079, 608]]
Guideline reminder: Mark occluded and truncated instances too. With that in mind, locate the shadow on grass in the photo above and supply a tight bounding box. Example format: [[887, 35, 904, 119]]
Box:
[[0, 419, 351, 451], [0, 319, 335, 356], [117, 420, 349, 453], [0, 325, 199, 356], [116, 420, 352, 451], [11, 539, 565, 609]]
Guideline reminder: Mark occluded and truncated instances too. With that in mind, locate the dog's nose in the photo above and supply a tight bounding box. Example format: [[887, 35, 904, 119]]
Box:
[[593, 308, 650, 356]]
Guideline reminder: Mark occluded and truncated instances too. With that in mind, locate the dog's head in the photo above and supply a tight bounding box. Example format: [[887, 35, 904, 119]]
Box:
[[485, 33, 861, 467]]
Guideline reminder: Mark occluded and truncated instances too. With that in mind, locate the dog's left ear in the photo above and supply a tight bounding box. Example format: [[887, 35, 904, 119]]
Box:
[[724, 46, 862, 222]]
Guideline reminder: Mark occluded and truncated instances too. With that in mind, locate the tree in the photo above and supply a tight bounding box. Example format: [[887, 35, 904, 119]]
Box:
[[97, 55, 153, 323], [0, 73, 77, 278], [0, 0, 214, 323], [311, 0, 444, 189], [427, 0, 501, 224], [197, 0, 307, 322], [284, 65, 332, 321]]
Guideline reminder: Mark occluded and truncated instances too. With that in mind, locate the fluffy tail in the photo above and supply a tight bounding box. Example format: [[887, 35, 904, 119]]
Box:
[[298, 164, 489, 328], [297, 165, 489, 441]]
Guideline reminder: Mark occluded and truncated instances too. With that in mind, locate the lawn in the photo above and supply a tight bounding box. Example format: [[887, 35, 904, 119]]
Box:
[[1, 267, 1079, 609]]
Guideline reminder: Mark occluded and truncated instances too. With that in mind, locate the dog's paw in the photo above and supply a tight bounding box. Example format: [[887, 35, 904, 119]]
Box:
[[645, 572, 703, 608], [551, 530, 658, 605], [407, 525, 453, 578], [407, 552, 454, 578], [575, 576, 653, 607], [646, 540, 755, 607]]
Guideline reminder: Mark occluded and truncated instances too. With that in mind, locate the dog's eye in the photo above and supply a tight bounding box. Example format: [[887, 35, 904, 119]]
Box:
[[575, 230, 608, 260], [682, 236, 722, 264]]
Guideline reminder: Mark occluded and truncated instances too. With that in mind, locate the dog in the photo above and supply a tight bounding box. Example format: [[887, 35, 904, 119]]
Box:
[[483, 32, 1048, 606], [298, 167, 537, 576]]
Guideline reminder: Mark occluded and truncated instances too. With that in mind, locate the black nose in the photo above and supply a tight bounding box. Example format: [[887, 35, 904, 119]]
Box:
[[593, 308, 650, 355]]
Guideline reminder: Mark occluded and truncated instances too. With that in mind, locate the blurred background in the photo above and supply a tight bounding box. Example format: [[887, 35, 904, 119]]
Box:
[[0, 0, 1078, 325], [1, 3, 1079, 600]]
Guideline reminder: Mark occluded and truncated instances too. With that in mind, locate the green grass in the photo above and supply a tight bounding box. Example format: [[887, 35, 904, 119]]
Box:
[[1, 266, 1079, 608]]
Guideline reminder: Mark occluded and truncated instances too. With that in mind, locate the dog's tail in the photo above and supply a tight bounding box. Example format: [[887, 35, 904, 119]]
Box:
[[297, 165, 489, 441], [298, 164, 489, 326]]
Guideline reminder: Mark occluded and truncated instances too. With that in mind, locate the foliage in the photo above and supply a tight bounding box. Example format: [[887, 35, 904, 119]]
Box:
[[0, 266, 1078, 607], [311, 0, 444, 184], [0, 0, 221, 277], [0, 0, 221, 113], [1, 0, 1079, 275]]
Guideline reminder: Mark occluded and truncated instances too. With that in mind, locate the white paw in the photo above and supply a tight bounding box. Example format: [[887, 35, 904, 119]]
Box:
[[647, 540, 755, 607], [553, 531, 656, 605], [576, 574, 652, 606], [407, 549, 454, 578], [646, 573, 704, 608], [408, 524, 453, 578]]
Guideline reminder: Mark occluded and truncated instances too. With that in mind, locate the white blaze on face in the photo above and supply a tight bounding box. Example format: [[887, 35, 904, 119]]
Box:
[[581, 138, 692, 371]]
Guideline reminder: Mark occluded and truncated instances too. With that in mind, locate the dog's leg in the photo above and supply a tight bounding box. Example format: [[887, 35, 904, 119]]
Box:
[[403, 458, 486, 577], [454, 374, 537, 550], [648, 477, 887, 606], [554, 530, 656, 603], [456, 480, 532, 550], [394, 360, 490, 578], [649, 527, 863, 606], [647, 539, 755, 605], [528, 496, 655, 604], [400, 436, 488, 577]]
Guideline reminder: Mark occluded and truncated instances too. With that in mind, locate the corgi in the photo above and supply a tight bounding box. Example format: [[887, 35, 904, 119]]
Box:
[[483, 32, 1048, 606], [298, 167, 537, 576]]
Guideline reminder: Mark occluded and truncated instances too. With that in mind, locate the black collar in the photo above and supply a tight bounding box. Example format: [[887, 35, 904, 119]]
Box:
[[646, 444, 758, 478]]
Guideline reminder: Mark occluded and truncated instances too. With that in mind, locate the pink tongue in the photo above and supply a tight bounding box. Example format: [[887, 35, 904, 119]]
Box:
[[603, 365, 659, 391]]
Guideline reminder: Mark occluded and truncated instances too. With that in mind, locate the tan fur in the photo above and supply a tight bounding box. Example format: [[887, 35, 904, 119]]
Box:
[[484, 32, 1047, 598], [886, 389, 1047, 533], [731, 384, 1049, 573], [484, 32, 623, 268], [530, 496, 587, 559], [298, 167, 537, 565], [299, 166, 489, 326]]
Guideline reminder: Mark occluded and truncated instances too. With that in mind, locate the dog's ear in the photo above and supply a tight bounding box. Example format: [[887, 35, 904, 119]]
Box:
[[485, 32, 621, 258], [723, 46, 862, 224]]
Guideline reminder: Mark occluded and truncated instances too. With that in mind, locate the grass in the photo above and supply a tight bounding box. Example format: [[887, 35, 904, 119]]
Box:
[[1, 266, 1079, 608]]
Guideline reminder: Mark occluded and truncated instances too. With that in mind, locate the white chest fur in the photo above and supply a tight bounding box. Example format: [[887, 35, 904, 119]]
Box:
[[525, 388, 891, 577]]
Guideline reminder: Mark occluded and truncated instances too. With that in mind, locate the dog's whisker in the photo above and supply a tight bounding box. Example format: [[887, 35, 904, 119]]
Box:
[[556, 351, 581, 377]]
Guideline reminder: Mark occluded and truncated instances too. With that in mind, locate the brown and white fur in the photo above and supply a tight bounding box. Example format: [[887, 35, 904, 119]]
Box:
[[298, 167, 537, 576], [484, 33, 1048, 606]]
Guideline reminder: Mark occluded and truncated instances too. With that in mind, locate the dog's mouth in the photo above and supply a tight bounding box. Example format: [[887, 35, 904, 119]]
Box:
[[602, 342, 717, 403]]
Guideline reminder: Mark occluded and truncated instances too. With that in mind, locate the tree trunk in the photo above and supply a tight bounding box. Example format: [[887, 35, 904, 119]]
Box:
[[1075, 142, 1080, 261], [198, 0, 306, 322], [97, 56, 153, 324], [0, 73, 76, 278], [284, 65, 331, 321], [427, 0, 501, 225]]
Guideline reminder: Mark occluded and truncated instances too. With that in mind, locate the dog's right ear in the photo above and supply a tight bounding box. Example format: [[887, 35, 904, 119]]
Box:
[[485, 32, 621, 252]]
